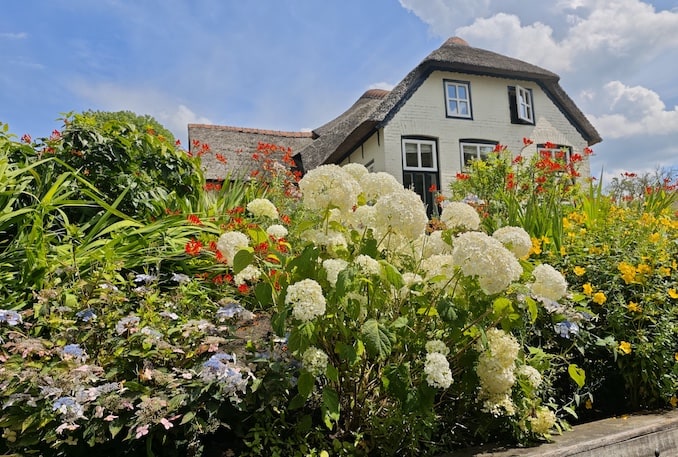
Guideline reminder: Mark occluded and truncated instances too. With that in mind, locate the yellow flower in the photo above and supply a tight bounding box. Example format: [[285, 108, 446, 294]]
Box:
[[592, 292, 607, 305], [530, 237, 542, 255], [560, 246, 566, 256], [671, 396, 678, 408], [669, 289, 678, 299], [648, 232, 660, 243], [573, 266, 586, 276], [658, 267, 671, 277], [617, 261, 636, 284], [582, 283, 593, 296], [675, 352, 678, 362], [618, 341, 632, 355], [585, 399, 593, 410], [637, 263, 652, 276], [627, 301, 642, 313]]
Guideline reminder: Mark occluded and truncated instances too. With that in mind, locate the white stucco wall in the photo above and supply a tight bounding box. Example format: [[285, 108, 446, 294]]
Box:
[[369, 71, 592, 192]]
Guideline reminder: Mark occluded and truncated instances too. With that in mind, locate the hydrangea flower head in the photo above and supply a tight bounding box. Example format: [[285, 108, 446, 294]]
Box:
[[359, 172, 403, 203], [374, 189, 428, 240], [216, 231, 250, 266], [492, 226, 532, 258], [440, 202, 481, 231], [452, 231, 522, 295], [302, 346, 329, 377], [424, 352, 453, 389], [285, 279, 327, 322], [531, 264, 568, 301], [246, 198, 279, 219], [298, 164, 360, 213]]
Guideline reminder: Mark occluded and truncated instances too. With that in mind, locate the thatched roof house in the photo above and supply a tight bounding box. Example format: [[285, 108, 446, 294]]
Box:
[[189, 37, 601, 203]]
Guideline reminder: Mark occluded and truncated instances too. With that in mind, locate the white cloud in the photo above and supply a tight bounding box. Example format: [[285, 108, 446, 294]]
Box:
[[0, 32, 27, 39], [367, 81, 395, 91], [587, 81, 678, 138], [69, 81, 211, 142]]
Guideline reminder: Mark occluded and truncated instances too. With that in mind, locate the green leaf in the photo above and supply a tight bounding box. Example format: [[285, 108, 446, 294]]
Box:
[[525, 296, 538, 323], [180, 411, 196, 425], [321, 388, 340, 429], [336, 341, 358, 365], [568, 363, 586, 388], [254, 282, 273, 307], [298, 371, 315, 399], [109, 421, 124, 439], [232, 247, 254, 274], [288, 322, 314, 354], [361, 319, 393, 359], [247, 226, 269, 244], [326, 364, 339, 382], [380, 261, 404, 288]]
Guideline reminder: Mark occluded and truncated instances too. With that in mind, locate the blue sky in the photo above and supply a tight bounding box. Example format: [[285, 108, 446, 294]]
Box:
[[2, 0, 677, 183]]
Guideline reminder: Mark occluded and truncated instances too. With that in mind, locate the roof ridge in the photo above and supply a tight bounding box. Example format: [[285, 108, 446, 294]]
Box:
[[189, 124, 314, 138]]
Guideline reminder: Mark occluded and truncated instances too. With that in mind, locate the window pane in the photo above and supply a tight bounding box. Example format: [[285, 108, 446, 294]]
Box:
[[448, 100, 458, 114], [458, 101, 468, 115], [457, 85, 467, 100], [448, 84, 457, 98], [406, 151, 418, 168], [420, 144, 433, 168]]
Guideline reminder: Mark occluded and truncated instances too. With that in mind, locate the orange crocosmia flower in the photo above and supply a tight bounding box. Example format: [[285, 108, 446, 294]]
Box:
[[185, 239, 202, 256], [582, 283, 593, 296], [238, 284, 250, 294], [187, 214, 202, 225], [573, 266, 586, 276], [618, 341, 632, 355], [592, 292, 607, 305], [669, 289, 678, 299]]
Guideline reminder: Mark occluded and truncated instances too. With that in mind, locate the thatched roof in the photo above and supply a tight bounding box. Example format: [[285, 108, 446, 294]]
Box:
[[296, 37, 601, 170], [188, 124, 314, 180]]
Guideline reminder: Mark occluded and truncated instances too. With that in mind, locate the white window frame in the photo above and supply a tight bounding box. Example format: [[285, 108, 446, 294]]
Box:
[[402, 139, 438, 172], [460, 141, 496, 170], [516, 85, 534, 123], [444, 80, 472, 119]]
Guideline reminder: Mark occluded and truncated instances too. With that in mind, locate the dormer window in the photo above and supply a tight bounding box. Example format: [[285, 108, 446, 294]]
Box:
[[508, 85, 535, 125], [444, 80, 472, 119]]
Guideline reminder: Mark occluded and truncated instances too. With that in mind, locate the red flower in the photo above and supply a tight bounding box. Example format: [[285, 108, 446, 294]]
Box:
[[493, 144, 506, 153], [428, 184, 438, 193], [175, 139, 182, 147], [187, 214, 202, 225], [185, 239, 203, 256], [21, 134, 32, 143], [544, 141, 556, 150], [238, 284, 250, 294], [522, 137, 534, 147], [506, 173, 516, 190], [455, 172, 470, 180], [583, 147, 594, 156], [215, 153, 227, 164], [513, 155, 523, 164]]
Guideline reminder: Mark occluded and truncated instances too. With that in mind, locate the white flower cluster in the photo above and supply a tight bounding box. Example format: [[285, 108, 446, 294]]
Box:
[[425, 339, 450, 356], [298, 164, 360, 213], [234, 264, 262, 286], [529, 406, 557, 434], [302, 346, 329, 377], [492, 226, 532, 259], [342, 163, 370, 182], [286, 279, 327, 321], [359, 172, 403, 203], [452, 231, 523, 295], [355, 254, 381, 276], [517, 364, 542, 390], [421, 254, 456, 289], [246, 198, 279, 219], [418, 230, 452, 259], [344, 205, 377, 231], [323, 258, 348, 287], [374, 189, 428, 240], [476, 328, 520, 416], [200, 353, 254, 403], [424, 352, 453, 389], [266, 224, 288, 239], [302, 229, 347, 253], [440, 202, 481, 231], [217, 231, 249, 265], [530, 264, 568, 301]]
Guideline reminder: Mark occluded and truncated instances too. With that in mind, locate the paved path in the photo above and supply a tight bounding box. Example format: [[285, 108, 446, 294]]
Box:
[[444, 409, 678, 457]]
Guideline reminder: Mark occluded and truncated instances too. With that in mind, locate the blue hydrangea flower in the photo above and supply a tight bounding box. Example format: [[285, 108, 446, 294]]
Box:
[[0, 310, 22, 326], [216, 303, 245, 320], [61, 343, 86, 360], [75, 308, 97, 322], [171, 273, 190, 284], [554, 321, 580, 339]]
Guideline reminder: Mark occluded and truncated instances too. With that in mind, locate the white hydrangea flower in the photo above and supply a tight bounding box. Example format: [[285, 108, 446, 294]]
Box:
[[530, 264, 568, 301], [359, 172, 403, 203], [452, 231, 522, 295], [302, 346, 329, 377], [355, 254, 381, 276], [286, 279, 327, 322], [424, 352, 453, 389], [246, 198, 279, 219], [266, 224, 288, 239], [517, 365, 542, 390], [476, 328, 520, 415], [345, 204, 377, 232], [323, 258, 348, 287], [302, 229, 348, 253], [492, 226, 532, 259], [419, 230, 452, 259], [217, 231, 250, 266], [440, 201, 481, 231], [298, 164, 360, 213], [402, 272, 423, 287], [374, 189, 428, 241], [529, 406, 557, 434], [234, 264, 262, 286], [425, 339, 450, 356], [421, 254, 456, 289], [341, 163, 370, 182]]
